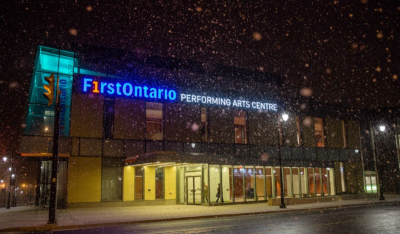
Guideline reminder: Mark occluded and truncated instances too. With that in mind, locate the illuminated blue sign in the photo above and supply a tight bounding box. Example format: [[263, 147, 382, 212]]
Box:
[[80, 77, 277, 111], [82, 78, 177, 101], [180, 93, 277, 111]]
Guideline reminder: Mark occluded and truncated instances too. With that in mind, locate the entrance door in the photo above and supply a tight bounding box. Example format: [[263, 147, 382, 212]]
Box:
[[187, 176, 201, 205]]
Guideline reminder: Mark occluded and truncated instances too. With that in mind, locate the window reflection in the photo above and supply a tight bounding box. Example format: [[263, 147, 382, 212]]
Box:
[[315, 118, 325, 147], [234, 111, 247, 144]]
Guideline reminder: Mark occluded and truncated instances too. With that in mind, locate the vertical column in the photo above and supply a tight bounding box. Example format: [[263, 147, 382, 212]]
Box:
[[272, 166, 276, 199], [305, 168, 309, 197], [263, 166, 267, 201], [319, 168, 323, 196], [290, 167, 294, 198], [231, 165, 235, 203]]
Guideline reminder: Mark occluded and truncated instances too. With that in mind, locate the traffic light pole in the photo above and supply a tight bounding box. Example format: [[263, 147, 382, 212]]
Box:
[[48, 90, 60, 224]]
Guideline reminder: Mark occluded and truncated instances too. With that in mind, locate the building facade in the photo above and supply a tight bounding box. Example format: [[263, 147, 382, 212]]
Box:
[[19, 45, 400, 208]]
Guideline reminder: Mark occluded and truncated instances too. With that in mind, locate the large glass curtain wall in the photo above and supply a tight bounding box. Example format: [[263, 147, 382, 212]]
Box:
[[203, 165, 335, 204]]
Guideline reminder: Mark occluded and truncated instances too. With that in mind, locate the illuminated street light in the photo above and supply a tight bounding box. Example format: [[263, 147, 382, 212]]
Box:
[[2, 157, 7, 162], [11, 174, 15, 178], [376, 124, 386, 201], [379, 125, 386, 132], [8, 167, 11, 172], [282, 113, 289, 122]]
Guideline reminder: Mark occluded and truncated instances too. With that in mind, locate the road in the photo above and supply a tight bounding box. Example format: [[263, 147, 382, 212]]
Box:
[[27, 203, 400, 234]]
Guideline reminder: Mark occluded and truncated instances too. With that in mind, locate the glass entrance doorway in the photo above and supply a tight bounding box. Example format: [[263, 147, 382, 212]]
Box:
[[186, 176, 202, 205]]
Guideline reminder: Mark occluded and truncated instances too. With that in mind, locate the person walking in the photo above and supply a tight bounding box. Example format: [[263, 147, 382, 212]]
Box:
[[216, 183, 222, 203], [203, 182, 209, 203]]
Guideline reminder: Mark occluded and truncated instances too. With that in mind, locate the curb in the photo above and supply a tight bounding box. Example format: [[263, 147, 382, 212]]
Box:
[[1, 200, 399, 232]]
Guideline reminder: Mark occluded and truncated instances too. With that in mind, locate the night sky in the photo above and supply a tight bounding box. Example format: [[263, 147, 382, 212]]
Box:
[[1, 0, 399, 154]]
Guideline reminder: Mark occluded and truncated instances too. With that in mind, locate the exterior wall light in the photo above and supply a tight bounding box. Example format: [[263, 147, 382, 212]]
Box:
[[282, 113, 289, 122], [379, 125, 386, 132], [2, 156, 7, 162]]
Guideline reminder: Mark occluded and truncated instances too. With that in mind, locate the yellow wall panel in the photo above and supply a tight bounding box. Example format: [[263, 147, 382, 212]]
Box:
[[144, 167, 155, 200], [123, 166, 135, 201], [68, 157, 102, 203], [164, 166, 177, 200]]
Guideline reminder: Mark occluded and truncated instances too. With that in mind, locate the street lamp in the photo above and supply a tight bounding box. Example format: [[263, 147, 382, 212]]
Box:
[[278, 112, 289, 208], [2, 157, 7, 162], [379, 125, 386, 132], [282, 113, 289, 122], [376, 125, 386, 201]]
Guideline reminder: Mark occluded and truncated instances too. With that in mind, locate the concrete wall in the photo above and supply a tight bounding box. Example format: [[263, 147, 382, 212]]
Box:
[[347, 120, 360, 149], [164, 103, 201, 142], [326, 118, 344, 148], [208, 107, 235, 144], [114, 99, 146, 140], [334, 162, 343, 194], [248, 112, 278, 145], [68, 157, 102, 203], [70, 94, 104, 138], [344, 161, 364, 194], [302, 116, 315, 148]]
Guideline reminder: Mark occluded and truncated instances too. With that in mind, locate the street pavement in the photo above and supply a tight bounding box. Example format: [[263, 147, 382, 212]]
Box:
[[52, 203, 400, 234], [0, 194, 399, 233]]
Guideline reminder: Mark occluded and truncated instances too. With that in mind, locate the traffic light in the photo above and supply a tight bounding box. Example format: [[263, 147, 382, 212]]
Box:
[[43, 73, 55, 106]]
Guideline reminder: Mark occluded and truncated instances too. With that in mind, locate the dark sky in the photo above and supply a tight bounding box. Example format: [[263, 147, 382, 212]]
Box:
[[1, 0, 399, 154]]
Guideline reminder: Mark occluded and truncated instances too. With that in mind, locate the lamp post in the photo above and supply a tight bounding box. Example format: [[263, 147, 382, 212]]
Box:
[[377, 124, 386, 201], [278, 113, 289, 208], [6, 156, 13, 209]]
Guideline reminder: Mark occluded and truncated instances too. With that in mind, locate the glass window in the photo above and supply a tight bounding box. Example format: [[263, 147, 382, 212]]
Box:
[[274, 167, 282, 198], [255, 167, 265, 201], [244, 167, 255, 201], [308, 168, 315, 196], [265, 167, 273, 199], [283, 167, 292, 197], [365, 175, 378, 193], [101, 158, 122, 201], [210, 165, 221, 203], [155, 167, 164, 199], [315, 118, 325, 147], [201, 107, 208, 142], [146, 102, 163, 140], [234, 111, 247, 144], [300, 168, 308, 197], [292, 168, 300, 198], [233, 166, 244, 202], [329, 168, 336, 195], [315, 168, 322, 196], [135, 167, 144, 199], [222, 165, 232, 203], [322, 168, 329, 196], [340, 162, 346, 192]]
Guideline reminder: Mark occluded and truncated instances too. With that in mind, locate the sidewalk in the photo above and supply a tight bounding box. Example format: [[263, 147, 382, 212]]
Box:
[[1, 194, 399, 232]]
